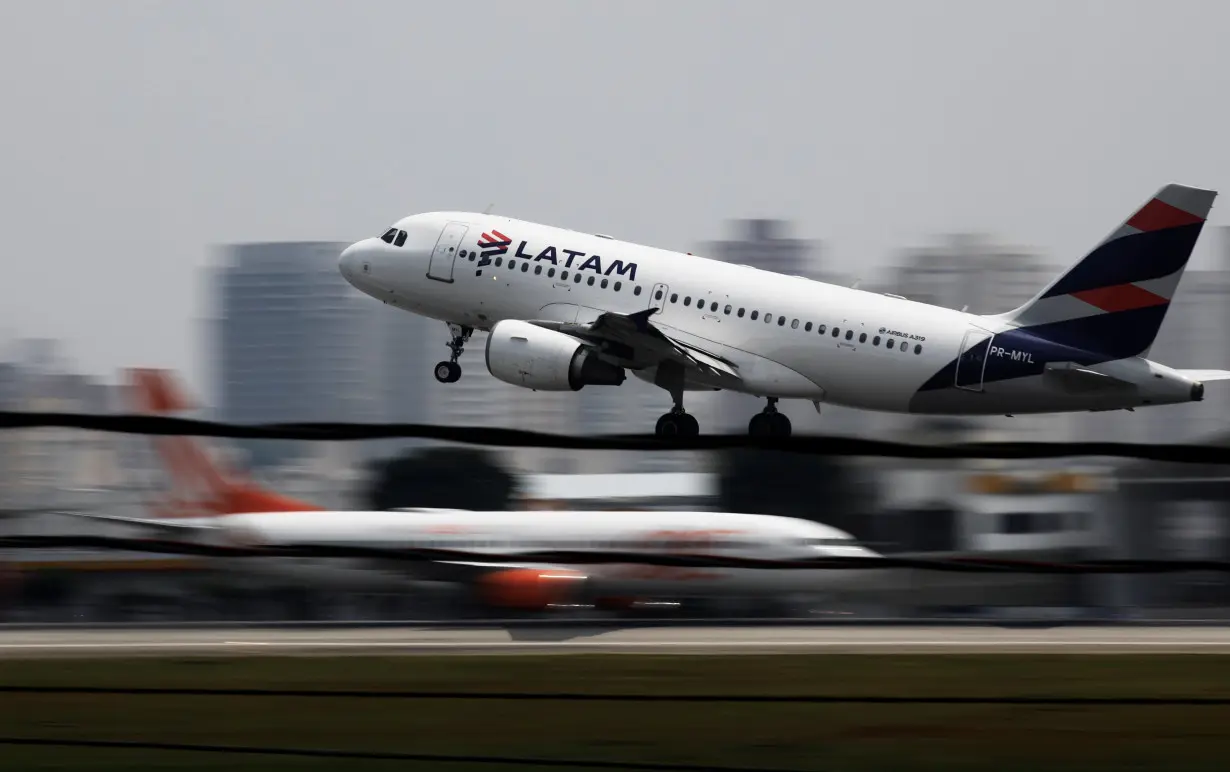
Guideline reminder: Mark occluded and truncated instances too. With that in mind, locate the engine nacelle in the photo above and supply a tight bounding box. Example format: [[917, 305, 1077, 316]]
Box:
[[476, 568, 589, 611], [485, 319, 626, 391]]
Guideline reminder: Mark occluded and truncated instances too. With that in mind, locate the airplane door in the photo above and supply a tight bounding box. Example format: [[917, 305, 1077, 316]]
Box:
[[649, 283, 669, 313], [427, 222, 470, 283], [955, 326, 994, 391]]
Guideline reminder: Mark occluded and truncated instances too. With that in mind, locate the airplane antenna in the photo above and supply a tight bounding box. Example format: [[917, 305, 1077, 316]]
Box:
[[960, 305, 969, 312], [483, 203, 495, 214], [851, 278, 862, 289]]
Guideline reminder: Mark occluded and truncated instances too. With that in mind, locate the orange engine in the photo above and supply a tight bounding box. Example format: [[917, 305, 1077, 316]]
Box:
[[476, 568, 587, 611]]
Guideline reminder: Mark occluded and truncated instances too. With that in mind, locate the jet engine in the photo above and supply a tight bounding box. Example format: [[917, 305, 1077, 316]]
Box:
[[475, 568, 589, 610], [485, 320, 626, 391]]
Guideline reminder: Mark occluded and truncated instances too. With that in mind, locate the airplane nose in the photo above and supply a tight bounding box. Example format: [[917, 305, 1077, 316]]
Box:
[[338, 243, 361, 281]]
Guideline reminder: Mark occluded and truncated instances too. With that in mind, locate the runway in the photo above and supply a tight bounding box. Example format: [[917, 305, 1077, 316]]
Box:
[[5, 624, 1230, 657]]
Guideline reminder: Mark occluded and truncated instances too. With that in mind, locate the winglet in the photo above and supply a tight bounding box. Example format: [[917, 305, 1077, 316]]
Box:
[[625, 308, 658, 333]]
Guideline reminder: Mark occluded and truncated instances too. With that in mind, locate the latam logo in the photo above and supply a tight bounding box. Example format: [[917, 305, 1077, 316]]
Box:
[[476, 234, 639, 281], [477, 230, 511, 258]]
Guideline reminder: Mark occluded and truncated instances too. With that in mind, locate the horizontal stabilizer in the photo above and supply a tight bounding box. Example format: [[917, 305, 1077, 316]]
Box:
[[1177, 369, 1230, 382], [1043, 362, 1137, 393]]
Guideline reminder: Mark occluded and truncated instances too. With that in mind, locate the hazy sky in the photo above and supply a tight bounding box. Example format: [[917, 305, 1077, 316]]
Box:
[[3, 1, 1230, 393]]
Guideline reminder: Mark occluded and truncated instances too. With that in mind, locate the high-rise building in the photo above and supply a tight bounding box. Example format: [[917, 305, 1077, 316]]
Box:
[[209, 242, 383, 468]]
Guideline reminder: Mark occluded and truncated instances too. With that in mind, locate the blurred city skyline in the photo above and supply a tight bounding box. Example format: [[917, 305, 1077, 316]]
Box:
[[4, 2, 1230, 392]]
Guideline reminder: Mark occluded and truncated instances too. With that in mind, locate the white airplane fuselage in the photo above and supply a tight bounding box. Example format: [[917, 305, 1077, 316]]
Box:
[[339, 188, 1219, 427], [172, 508, 880, 603]]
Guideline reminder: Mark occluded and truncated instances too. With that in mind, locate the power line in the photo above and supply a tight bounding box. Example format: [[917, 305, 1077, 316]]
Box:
[[1, 410, 1229, 462]]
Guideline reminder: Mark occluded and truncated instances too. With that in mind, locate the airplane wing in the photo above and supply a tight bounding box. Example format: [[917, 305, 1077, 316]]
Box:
[[530, 308, 741, 381], [1177, 369, 1230, 382], [39, 510, 222, 534]]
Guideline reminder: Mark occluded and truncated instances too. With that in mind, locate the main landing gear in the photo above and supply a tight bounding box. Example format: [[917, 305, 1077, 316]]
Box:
[[748, 397, 792, 437], [655, 405, 699, 437], [434, 323, 472, 384]]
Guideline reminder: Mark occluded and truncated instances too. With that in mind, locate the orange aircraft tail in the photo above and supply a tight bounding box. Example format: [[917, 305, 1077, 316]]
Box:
[[125, 369, 323, 517]]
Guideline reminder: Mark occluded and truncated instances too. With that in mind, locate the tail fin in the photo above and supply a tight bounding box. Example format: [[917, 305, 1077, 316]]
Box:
[[999, 183, 1217, 358], [125, 368, 322, 517]]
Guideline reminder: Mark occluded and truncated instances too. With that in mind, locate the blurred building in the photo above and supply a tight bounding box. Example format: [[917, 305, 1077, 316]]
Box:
[[1080, 267, 1230, 445], [208, 242, 385, 468]]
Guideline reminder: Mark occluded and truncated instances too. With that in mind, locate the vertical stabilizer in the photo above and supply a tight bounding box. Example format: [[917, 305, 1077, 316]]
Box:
[[998, 184, 1217, 359]]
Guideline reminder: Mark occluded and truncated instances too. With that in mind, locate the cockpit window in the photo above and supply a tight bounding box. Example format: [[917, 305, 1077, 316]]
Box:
[[393, 230, 407, 247], [381, 228, 397, 244]]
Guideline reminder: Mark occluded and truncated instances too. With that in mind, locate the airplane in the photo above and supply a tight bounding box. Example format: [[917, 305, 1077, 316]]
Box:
[[338, 183, 1230, 437], [44, 369, 883, 614]]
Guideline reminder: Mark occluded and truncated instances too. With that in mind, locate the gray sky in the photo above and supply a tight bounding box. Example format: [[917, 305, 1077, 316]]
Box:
[[3, 1, 1230, 394]]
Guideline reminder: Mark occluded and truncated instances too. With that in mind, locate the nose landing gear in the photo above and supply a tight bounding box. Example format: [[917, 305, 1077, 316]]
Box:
[[748, 398, 791, 437], [434, 323, 473, 384]]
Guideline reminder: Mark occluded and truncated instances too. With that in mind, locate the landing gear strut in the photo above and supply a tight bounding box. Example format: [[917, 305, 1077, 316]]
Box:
[[434, 323, 472, 384], [748, 397, 791, 437]]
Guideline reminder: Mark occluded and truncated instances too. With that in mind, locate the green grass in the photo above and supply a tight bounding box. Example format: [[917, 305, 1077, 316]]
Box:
[[3, 654, 1230, 771]]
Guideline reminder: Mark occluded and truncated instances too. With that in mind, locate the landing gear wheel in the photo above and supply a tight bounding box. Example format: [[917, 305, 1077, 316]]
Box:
[[768, 411, 791, 437], [749, 399, 792, 437], [655, 411, 699, 437], [434, 361, 461, 383]]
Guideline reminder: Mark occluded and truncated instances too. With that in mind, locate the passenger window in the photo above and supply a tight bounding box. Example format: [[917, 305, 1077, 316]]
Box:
[[495, 257, 503, 266], [587, 276, 595, 285], [818, 324, 826, 334], [724, 305, 732, 315], [765, 314, 773, 324], [614, 281, 621, 291], [671, 293, 678, 303], [914, 344, 922, 354], [710, 302, 718, 312], [832, 327, 839, 337], [631, 284, 638, 295], [381, 228, 396, 244], [394, 230, 407, 247], [508, 260, 515, 269], [791, 319, 799, 329], [845, 330, 853, 340], [886, 339, 894, 349], [574, 274, 583, 283], [778, 317, 786, 326], [859, 332, 867, 343], [521, 263, 529, 272], [561, 270, 568, 279], [901, 344, 909, 354], [684, 296, 692, 305], [534, 265, 542, 275], [469, 253, 477, 262], [549, 268, 556, 277], [738, 308, 745, 317], [873, 336, 881, 346], [751, 311, 759, 320], [805, 322, 812, 331], [655, 289, 663, 300]]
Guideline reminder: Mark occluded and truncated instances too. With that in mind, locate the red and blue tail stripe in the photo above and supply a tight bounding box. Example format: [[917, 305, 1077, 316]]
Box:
[[1001, 184, 1216, 359]]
